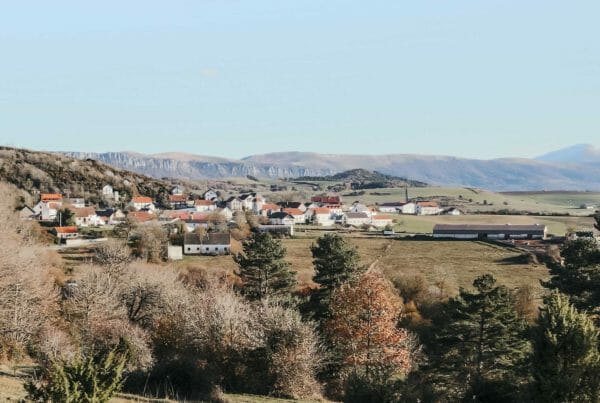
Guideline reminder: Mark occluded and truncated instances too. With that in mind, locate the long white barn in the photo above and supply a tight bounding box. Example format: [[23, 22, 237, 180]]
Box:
[[433, 224, 547, 240]]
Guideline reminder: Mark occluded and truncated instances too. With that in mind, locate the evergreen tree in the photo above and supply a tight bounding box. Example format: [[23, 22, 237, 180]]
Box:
[[25, 342, 129, 403], [308, 234, 363, 322], [234, 231, 296, 300], [532, 291, 600, 402], [545, 238, 600, 317], [429, 274, 529, 400]]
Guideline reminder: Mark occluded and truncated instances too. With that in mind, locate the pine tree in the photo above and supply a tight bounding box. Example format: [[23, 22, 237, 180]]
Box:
[[532, 291, 600, 402], [308, 234, 363, 322], [429, 274, 529, 400], [545, 238, 600, 317], [234, 231, 296, 300]]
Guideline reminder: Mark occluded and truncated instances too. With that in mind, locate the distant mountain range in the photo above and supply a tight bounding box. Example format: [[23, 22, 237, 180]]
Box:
[[64, 144, 600, 191]]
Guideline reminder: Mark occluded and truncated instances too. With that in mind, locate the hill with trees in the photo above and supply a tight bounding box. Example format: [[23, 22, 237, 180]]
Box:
[[294, 168, 428, 189], [0, 146, 172, 205]]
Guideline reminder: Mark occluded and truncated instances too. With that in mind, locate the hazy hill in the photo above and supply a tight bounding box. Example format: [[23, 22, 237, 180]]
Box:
[[536, 143, 600, 164], [65, 147, 600, 191], [0, 147, 171, 205]]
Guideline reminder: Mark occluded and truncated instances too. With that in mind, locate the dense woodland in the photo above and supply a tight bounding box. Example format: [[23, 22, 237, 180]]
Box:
[[1, 180, 600, 402]]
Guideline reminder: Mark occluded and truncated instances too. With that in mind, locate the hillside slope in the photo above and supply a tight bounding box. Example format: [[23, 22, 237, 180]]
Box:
[[0, 147, 171, 204], [65, 150, 600, 191]]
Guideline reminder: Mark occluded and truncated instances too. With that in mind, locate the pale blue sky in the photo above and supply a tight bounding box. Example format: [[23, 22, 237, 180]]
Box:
[[1, 1, 599, 159]]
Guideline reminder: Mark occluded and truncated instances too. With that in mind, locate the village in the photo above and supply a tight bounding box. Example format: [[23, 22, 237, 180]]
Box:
[[18, 181, 585, 262]]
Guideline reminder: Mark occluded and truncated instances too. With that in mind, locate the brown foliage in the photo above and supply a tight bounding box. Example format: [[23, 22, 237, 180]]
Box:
[[327, 270, 413, 375]]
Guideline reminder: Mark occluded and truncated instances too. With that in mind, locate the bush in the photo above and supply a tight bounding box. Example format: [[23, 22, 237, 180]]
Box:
[[25, 341, 129, 403]]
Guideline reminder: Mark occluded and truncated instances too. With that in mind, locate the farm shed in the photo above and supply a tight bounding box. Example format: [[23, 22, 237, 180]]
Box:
[[433, 224, 547, 240]]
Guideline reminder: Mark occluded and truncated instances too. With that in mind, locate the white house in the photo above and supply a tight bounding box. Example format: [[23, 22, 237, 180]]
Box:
[[252, 194, 266, 213], [260, 203, 281, 217], [130, 196, 155, 211], [312, 207, 335, 227], [182, 218, 208, 232], [239, 194, 255, 210], [416, 201, 442, 216], [169, 194, 188, 209], [269, 212, 295, 226], [226, 197, 243, 211], [399, 202, 416, 215], [52, 226, 79, 240], [194, 199, 217, 212], [73, 207, 102, 227], [378, 202, 405, 213], [34, 194, 63, 221], [443, 207, 463, 216], [282, 208, 307, 224], [344, 212, 371, 227], [184, 232, 231, 255], [203, 190, 219, 201], [66, 198, 86, 208], [371, 214, 394, 228], [102, 185, 114, 197], [171, 185, 185, 195]]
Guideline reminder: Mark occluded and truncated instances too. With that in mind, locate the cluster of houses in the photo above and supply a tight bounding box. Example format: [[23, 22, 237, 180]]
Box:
[[23, 182, 494, 255]]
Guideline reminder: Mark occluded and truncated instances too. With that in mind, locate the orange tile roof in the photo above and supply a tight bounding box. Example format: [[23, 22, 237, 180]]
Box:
[[54, 226, 78, 234], [313, 207, 331, 215], [73, 207, 96, 218], [282, 208, 304, 216], [261, 203, 280, 211], [128, 211, 155, 222], [169, 195, 187, 202], [194, 199, 215, 206], [132, 196, 153, 204], [41, 193, 63, 202], [373, 214, 393, 220]]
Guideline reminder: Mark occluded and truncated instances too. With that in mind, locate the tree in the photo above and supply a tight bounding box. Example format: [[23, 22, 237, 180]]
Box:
[[234, 232, 296, 300], [326, 270, 414, 400], [25, 341, 129, 403], [308, 234, 363, 322], [93, 239, 131, 276], [58, 207, 75, 226], [429, 274, 529, 400], [545, 238, 600, 316], [532, 292, 600, 402]]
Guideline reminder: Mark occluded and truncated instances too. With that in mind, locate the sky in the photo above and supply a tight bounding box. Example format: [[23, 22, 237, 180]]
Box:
[[0, 1, 599, 160]]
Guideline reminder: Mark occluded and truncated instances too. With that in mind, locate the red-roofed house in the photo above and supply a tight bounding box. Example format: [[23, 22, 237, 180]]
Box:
[[128, 211, 156, 223], [169, 194, 189, 209], [34, 194, 64, 221], [312, 207, 334, 226], [282, 208, 307, 224], [194, 199, 217, 212], [416, 201, 442, 216], [73, 207, 102, 227], [52, 226, 79, 239], [371, 214, 394, 228], [260, 203, 280, 217], [130, 196, 155, 211]]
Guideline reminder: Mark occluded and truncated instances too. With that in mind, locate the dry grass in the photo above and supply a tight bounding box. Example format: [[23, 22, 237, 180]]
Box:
[[166, 237, 549, 297]]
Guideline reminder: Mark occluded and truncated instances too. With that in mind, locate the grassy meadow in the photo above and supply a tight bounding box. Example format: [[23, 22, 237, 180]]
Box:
[[174, 236, 550, 299]]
